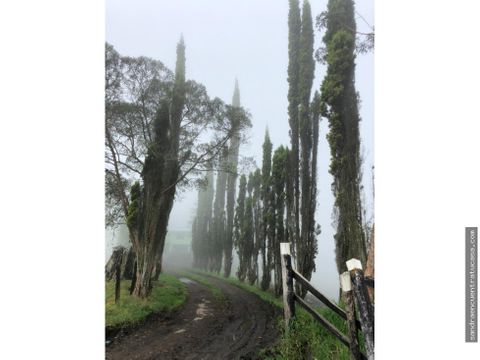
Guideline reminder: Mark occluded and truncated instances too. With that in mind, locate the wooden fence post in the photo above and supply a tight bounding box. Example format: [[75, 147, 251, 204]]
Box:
[[347, 259, 374, 360], [340, 271, 362, 360], [280, 243, 295, 329]]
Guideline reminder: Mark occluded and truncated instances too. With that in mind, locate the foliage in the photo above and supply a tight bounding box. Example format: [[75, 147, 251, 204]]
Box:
[[210, 147, 228, 273], [260, 130, 273, 291], [315, 2, 374, 63], [296, 0, 319, 298], [271, 146, 289, 295], [286, 0, 319, 298], [319, 0, 367, 273], [287, 0, 301, 256], [234, 174, 248, 281], [105, 274, 187, 328], [247, 168, 262, 285], [105, 42, 251, 229], [106, 40, 251, 297], [192, 169, 214, 269], [224, 80, 245, 278], [126, 181, 141, 229]]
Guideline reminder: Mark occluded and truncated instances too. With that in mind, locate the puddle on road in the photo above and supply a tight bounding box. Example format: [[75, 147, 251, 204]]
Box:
[[179, 277, 196, 284], [174, 329, 186, 334], [193, 301, 211, 321]]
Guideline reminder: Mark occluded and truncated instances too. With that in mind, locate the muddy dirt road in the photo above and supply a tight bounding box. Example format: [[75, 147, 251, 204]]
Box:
[[106, 274, 281, 360]]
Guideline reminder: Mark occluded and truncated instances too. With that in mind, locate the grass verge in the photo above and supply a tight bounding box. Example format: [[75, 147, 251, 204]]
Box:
[[178, 272, 226, 302], [189, 270, 282, 308], [189, 269, 365, 360], [105, 274, 187, 329], [270, 307, 366, 360]]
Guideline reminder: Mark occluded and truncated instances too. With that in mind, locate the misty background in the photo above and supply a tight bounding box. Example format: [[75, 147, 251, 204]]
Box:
[[105, 0, 373, 300]]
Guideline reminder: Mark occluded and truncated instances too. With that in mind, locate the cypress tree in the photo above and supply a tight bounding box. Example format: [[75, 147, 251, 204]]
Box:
[[297, 0, 318, 297], [224, 79, 242, 278], [287, 0, 302, 251], [260, 130, 273, 291], [248, 169, 262, 285], [234, 174, 248, 281], [192, 168, 214, 269], [242, 195, 255, 283], [320, 0, 367, 273], [271, 146, 288, 295], [210, 146, 228, 273]]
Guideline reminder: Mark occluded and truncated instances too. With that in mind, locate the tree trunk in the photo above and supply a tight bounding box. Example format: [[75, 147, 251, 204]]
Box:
[[122, 247, 135, 279], [152, 253, 162, 281], [211, 147, 228, 274], [132, 189, 174, 298], [224, 134, 240, 278], [129, 260, 137, 295], [132, 154, 178, 298], [364, 224, 375, 303], [115, 261, 121, 304]]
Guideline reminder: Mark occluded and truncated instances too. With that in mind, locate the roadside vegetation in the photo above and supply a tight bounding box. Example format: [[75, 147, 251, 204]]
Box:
[[105, 274, 187, 329], [272, 308, 365, 360]]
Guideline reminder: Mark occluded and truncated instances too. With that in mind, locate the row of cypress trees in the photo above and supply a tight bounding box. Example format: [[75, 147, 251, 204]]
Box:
[[191, 81, 244, 277], [192, 0, 369, 296]]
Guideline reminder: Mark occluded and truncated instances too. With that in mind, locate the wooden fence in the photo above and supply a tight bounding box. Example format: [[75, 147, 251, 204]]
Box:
[[280, 243, 374, 360]]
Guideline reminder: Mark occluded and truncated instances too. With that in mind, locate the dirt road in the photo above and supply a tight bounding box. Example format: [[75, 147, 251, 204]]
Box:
[[106, 274, 281, 360]]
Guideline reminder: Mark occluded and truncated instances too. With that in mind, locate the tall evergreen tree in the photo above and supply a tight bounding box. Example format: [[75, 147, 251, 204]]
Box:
[[248, 169, 262, 285], [285, 0, 320, 298], [260, 130, 273, 291], [309, 91, 321, 267], [234, 174, 248, 281], [192, 168, 214, 269], [271, 146, 288, 295], [242, 195, 255, 282], [287, 0, 302, 252], [224, 79, 242, 278], [297, 1, 318, 296], [210, 146, 228, 273], [320, 0, 367, 273]]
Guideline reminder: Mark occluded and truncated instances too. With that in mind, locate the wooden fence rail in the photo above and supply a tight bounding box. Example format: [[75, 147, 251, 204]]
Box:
[[280, 243, 374, 360], [292, 268, 363, 330]]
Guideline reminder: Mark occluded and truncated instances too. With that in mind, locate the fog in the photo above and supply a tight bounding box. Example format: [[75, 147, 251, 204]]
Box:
[[106, 0, 373, 301]]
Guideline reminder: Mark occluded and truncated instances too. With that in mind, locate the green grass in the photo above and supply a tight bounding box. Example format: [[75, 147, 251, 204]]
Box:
[[178, 272, 226, 302], [191, 270, 282, 308], [271, 307, 366, 360], [105, 274, 187, 329], [189, 269, 365, 360]]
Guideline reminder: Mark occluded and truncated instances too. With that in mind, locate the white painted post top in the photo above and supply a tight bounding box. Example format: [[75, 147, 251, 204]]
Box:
[[346, 258, 363, 271], [340, 271, 352, 291], [280, 242, 291, 255]]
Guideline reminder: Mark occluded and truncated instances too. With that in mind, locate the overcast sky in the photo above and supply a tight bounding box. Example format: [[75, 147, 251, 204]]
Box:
[[106, 0, 374, 299]]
